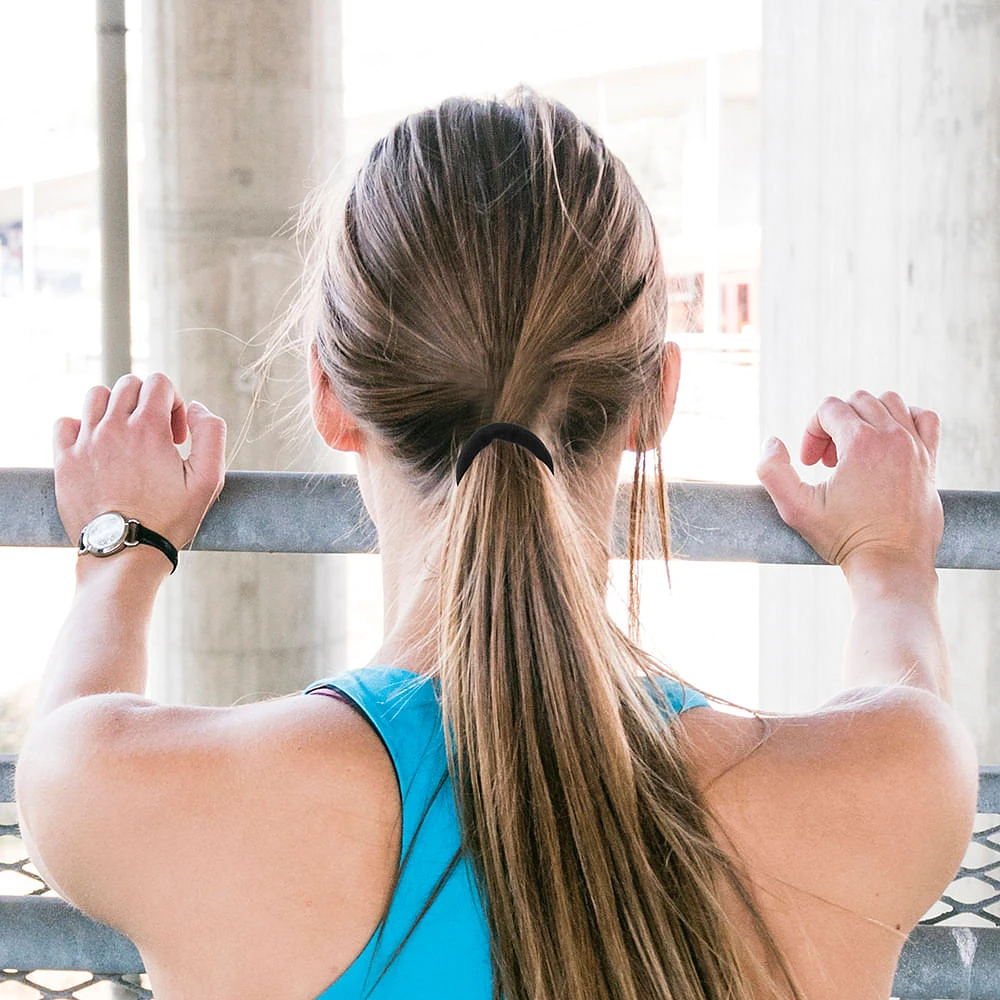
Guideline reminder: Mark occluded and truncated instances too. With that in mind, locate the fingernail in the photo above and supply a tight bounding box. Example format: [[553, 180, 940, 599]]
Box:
[[189, 400, 206, 413]]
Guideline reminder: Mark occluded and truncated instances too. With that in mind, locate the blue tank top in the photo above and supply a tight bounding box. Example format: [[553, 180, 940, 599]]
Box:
[[305, 666, 709, 1000]]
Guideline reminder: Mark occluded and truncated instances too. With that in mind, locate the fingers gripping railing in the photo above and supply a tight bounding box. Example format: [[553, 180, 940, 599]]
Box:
[[2, 469, 1000, 999]]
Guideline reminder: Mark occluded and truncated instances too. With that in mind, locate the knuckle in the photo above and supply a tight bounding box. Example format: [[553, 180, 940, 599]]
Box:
[[850, 421, 874, 444]]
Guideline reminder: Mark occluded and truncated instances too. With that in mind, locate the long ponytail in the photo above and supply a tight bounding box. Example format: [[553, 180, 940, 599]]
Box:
[[307, 88, 799, 1000]]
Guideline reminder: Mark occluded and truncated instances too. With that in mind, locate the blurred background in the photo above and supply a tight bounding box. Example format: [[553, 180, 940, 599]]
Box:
[[0, 0, 997, 761]]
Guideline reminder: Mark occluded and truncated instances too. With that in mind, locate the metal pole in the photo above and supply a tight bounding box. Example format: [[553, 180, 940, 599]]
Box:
[[96, 9, 136, 986], [5, 469, 1000, 570], [97, 0, 132, 383]]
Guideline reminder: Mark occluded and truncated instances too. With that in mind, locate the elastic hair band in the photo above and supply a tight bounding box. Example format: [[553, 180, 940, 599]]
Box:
[[455, 422, 555, 485]]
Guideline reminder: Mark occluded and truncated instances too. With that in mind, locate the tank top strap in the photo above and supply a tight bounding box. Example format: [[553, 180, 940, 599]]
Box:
[[305, 667, 491, 998], [303, 665, 708, 998]]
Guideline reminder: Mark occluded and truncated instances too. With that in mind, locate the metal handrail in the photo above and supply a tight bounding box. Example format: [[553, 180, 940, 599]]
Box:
[[3, 468, 1000, 568]]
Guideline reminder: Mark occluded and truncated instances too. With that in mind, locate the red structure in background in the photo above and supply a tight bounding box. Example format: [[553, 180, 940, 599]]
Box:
[[667, 270, 760, 335]]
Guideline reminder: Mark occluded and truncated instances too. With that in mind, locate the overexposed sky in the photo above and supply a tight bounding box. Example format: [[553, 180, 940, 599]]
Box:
[[343, 0, 761, 115]]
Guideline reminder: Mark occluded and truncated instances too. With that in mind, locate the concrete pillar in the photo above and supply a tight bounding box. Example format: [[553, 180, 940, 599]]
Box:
[[760, 1, 1000, 759], [142, 0, 346, 705]]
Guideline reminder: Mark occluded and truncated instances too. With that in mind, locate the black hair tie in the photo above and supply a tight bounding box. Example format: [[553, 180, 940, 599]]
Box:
[[455, 422, 555, 485]]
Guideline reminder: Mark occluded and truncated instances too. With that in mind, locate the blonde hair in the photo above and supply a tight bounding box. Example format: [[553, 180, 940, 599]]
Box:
[[309, 90, 797, 1000]]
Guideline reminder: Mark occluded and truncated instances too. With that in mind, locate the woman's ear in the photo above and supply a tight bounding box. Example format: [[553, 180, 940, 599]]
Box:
[[627, 341, 681, 451], [309, 343, 364, 453]]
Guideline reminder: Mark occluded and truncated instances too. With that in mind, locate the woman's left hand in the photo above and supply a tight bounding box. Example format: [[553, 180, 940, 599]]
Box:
[[53, 373, 227, 551]]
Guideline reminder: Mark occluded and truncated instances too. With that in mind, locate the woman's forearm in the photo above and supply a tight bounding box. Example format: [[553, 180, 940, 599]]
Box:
[[842, 556, 950, 701], [34, 548, 169, 719]]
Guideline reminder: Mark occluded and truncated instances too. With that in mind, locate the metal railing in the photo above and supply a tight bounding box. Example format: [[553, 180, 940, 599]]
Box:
[[5, 467, 1000, 568], [2, 468, 1000, 999]]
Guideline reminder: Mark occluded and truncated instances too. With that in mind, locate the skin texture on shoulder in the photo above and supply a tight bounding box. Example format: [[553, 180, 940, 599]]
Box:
[[675, 686, 976, 1000], [17, 686, 402, 1000]]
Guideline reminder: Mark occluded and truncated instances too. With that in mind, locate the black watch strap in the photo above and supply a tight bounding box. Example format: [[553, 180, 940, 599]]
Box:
[[132, 522, 179, 574]]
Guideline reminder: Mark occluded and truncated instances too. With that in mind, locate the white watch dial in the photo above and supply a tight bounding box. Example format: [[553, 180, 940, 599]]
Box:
[[84, 512, 128, 554]]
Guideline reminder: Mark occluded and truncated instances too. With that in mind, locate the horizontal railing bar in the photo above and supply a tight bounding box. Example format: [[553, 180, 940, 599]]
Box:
[[895, 925, 1000, 998], [2, 468, 1000, 568], [0, 895, 144, 974], [980, 765, 1000, 814], [0, 753, 15, 802]]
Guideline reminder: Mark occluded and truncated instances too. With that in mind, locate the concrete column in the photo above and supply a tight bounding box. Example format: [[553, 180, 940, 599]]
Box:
[[760, 1, 1000, 759], [142, 0, 346, 705]]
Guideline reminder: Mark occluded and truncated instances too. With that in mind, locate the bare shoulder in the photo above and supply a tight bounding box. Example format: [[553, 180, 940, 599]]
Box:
[[762, 686, 975, 895], [676, 689, 978, 994], [16, 690, 401, 998]]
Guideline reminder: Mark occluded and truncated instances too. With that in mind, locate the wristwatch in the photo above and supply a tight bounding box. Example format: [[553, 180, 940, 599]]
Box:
[[77, 512, 179, 574]]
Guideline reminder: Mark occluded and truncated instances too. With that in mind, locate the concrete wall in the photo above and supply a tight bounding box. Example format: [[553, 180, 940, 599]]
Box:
[[142, 0, 347, 705], [760, 1, 1000, 758]]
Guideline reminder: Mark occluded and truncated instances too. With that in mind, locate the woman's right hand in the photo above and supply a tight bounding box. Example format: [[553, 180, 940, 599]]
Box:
[[756, 390, 943, 573]]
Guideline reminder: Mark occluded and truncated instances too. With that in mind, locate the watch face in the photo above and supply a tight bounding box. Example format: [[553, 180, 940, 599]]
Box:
[[84, 512, 128, 554]]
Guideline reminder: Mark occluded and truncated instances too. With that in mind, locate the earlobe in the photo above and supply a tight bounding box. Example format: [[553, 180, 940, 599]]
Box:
[[626, 341, 681, 452], [660, 340, 681, 429], [309, 344, 364, 453]]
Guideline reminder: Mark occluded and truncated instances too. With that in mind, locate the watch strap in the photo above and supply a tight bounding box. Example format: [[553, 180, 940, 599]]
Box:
[[131, 521, 179, 574]]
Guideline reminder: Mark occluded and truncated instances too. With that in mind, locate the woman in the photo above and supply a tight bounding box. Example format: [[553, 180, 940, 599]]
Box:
[[16, 91, 976, 1000]]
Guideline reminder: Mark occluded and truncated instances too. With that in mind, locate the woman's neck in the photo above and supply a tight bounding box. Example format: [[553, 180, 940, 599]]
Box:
[[356, 446, 622, 676], [370, 532, 442, 676]]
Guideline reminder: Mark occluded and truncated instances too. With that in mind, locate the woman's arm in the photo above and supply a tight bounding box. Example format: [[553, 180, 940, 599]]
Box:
[[840, 556, 949, 699], [17, 372, 226, 900], [30, 372, 225, 720], [752, 389, 976, 932], [757, 390, 950, 699], [34, 550, 168, 718]]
